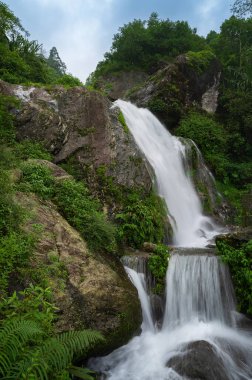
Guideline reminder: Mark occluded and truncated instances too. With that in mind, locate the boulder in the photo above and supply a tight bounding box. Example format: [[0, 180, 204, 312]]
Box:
[[16, 190, 142, 355], [167, 340, 229, 380]]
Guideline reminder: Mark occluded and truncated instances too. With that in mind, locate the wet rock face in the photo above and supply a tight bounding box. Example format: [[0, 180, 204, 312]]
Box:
[[167, 340, 229, 380], [17, 189, 142, 354], [0, 80, 152, 191]]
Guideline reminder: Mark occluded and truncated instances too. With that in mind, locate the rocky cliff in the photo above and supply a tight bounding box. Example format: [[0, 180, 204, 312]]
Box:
[[0, 80, 152, 192]]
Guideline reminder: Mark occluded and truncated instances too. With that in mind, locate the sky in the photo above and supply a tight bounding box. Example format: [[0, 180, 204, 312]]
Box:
[[4, 0, 231, 82]]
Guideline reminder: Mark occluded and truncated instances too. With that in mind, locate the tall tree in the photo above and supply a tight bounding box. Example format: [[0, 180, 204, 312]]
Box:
[[47, 46, 66, 75]]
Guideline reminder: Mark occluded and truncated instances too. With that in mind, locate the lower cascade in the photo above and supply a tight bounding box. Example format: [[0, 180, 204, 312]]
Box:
[[89, 103, 252, 379], [90, 255, 252, 380]]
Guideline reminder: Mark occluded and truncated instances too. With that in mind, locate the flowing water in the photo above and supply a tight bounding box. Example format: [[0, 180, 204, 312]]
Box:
[[114, 100, 222, 247], [89, 102, 252, 379], [90, 255, 252, 380]]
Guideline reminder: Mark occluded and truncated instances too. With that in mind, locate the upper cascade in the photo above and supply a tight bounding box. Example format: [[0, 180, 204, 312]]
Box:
[[115, 100, 222, 247]]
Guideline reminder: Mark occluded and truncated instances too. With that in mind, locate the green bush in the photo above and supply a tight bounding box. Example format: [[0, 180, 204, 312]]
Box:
[[0, 95, 19, 145], [216, 239, 252, 315], [0, 232, 35, 295], [15, 141, 52, 161], [176, 112, 227, 158], [19, 162, 55, 199], [116, 192, 166, 248], [148, 244, 170, 294], [186, 50, 216, 74], [55, 73, 83, 87], [0, 285, 56, 332], [18, 164, 117, 254], [54, 179, 117, 254]]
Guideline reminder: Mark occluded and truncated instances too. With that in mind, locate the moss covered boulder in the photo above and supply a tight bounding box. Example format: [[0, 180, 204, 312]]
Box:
[[16, 191, 141, 354]]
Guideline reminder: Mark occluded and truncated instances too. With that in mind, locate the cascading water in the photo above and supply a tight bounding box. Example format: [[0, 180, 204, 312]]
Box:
[[125, 266, 155, 333], [90, 255, 252, 380], [114, 100, 221, 247], [89, 102, 252, 379]]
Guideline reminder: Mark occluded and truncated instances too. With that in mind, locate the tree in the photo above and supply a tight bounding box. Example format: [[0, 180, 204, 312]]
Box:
[[0, 1, 28, 41], [47, 46, 66, 76], [231, 0, 252, 18]]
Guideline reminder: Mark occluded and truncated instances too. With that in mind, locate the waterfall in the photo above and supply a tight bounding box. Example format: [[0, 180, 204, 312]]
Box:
[[90, 254, 252, 380], [114, 100, 221, 247], [163, 254, 236, 328], [125, 267, 155, 332], [89, 102, 252, 379]]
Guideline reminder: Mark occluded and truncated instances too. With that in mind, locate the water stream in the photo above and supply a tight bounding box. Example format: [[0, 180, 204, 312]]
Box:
[[89, 102, 252, 379], [90, 256, 252, 380], [114, 100, 222, 247]]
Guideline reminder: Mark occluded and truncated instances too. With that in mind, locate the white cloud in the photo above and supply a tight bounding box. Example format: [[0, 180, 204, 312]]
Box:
[[29, 0, 116, 81], [195, 0, 220, 35]]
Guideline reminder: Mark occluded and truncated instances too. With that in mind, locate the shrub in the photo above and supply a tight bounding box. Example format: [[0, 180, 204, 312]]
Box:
[[55, 74, 83, 87], [186, 49, 216, 74], [0, 95, 19, 145], [216, 239, 252, 316], [116, 192, 166, 248], [18, 164, 117, 254], [54, 180, 117, 254], [19, 162, 55, 199], [15, 141, 52, 161], [148, 244, 170, 294]]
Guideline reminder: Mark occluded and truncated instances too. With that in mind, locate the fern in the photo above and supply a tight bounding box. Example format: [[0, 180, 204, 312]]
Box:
[[68, 366, 96, 380], [0, 318, 43, 376], [0, 317, 104, 379]]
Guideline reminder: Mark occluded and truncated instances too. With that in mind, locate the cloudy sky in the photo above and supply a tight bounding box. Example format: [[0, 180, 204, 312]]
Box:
[[5, 0, 231, 82]]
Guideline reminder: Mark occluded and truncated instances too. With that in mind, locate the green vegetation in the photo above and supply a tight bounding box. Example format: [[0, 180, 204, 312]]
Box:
[[0, 2, 82, 85], [176, 111, 252, 222], [95, 164, 168, 249], [216, 239, 252, 316], [186, 50, 216, 74], [88, 12, 206, 84], [148, 244, 170, 294], [0, 286, 104, 380], [118, 110, 129, 134], [116, 192, 167, 248], [18, 162, 117, 254]]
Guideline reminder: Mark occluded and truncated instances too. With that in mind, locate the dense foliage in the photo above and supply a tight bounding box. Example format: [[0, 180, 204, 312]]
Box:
[[18, 162, 117, 254], [0, 1, 81, 85], [148, 244, 170, 294], [0, 286, 104, 380], [87, 12, 206, 83], [217, 239, 252, 316], [116, 192, 167, 249]]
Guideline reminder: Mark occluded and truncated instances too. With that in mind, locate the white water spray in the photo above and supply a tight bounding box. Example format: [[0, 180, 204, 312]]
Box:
[[115, 100, 220, 247], [90, 256, 252, 380]]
